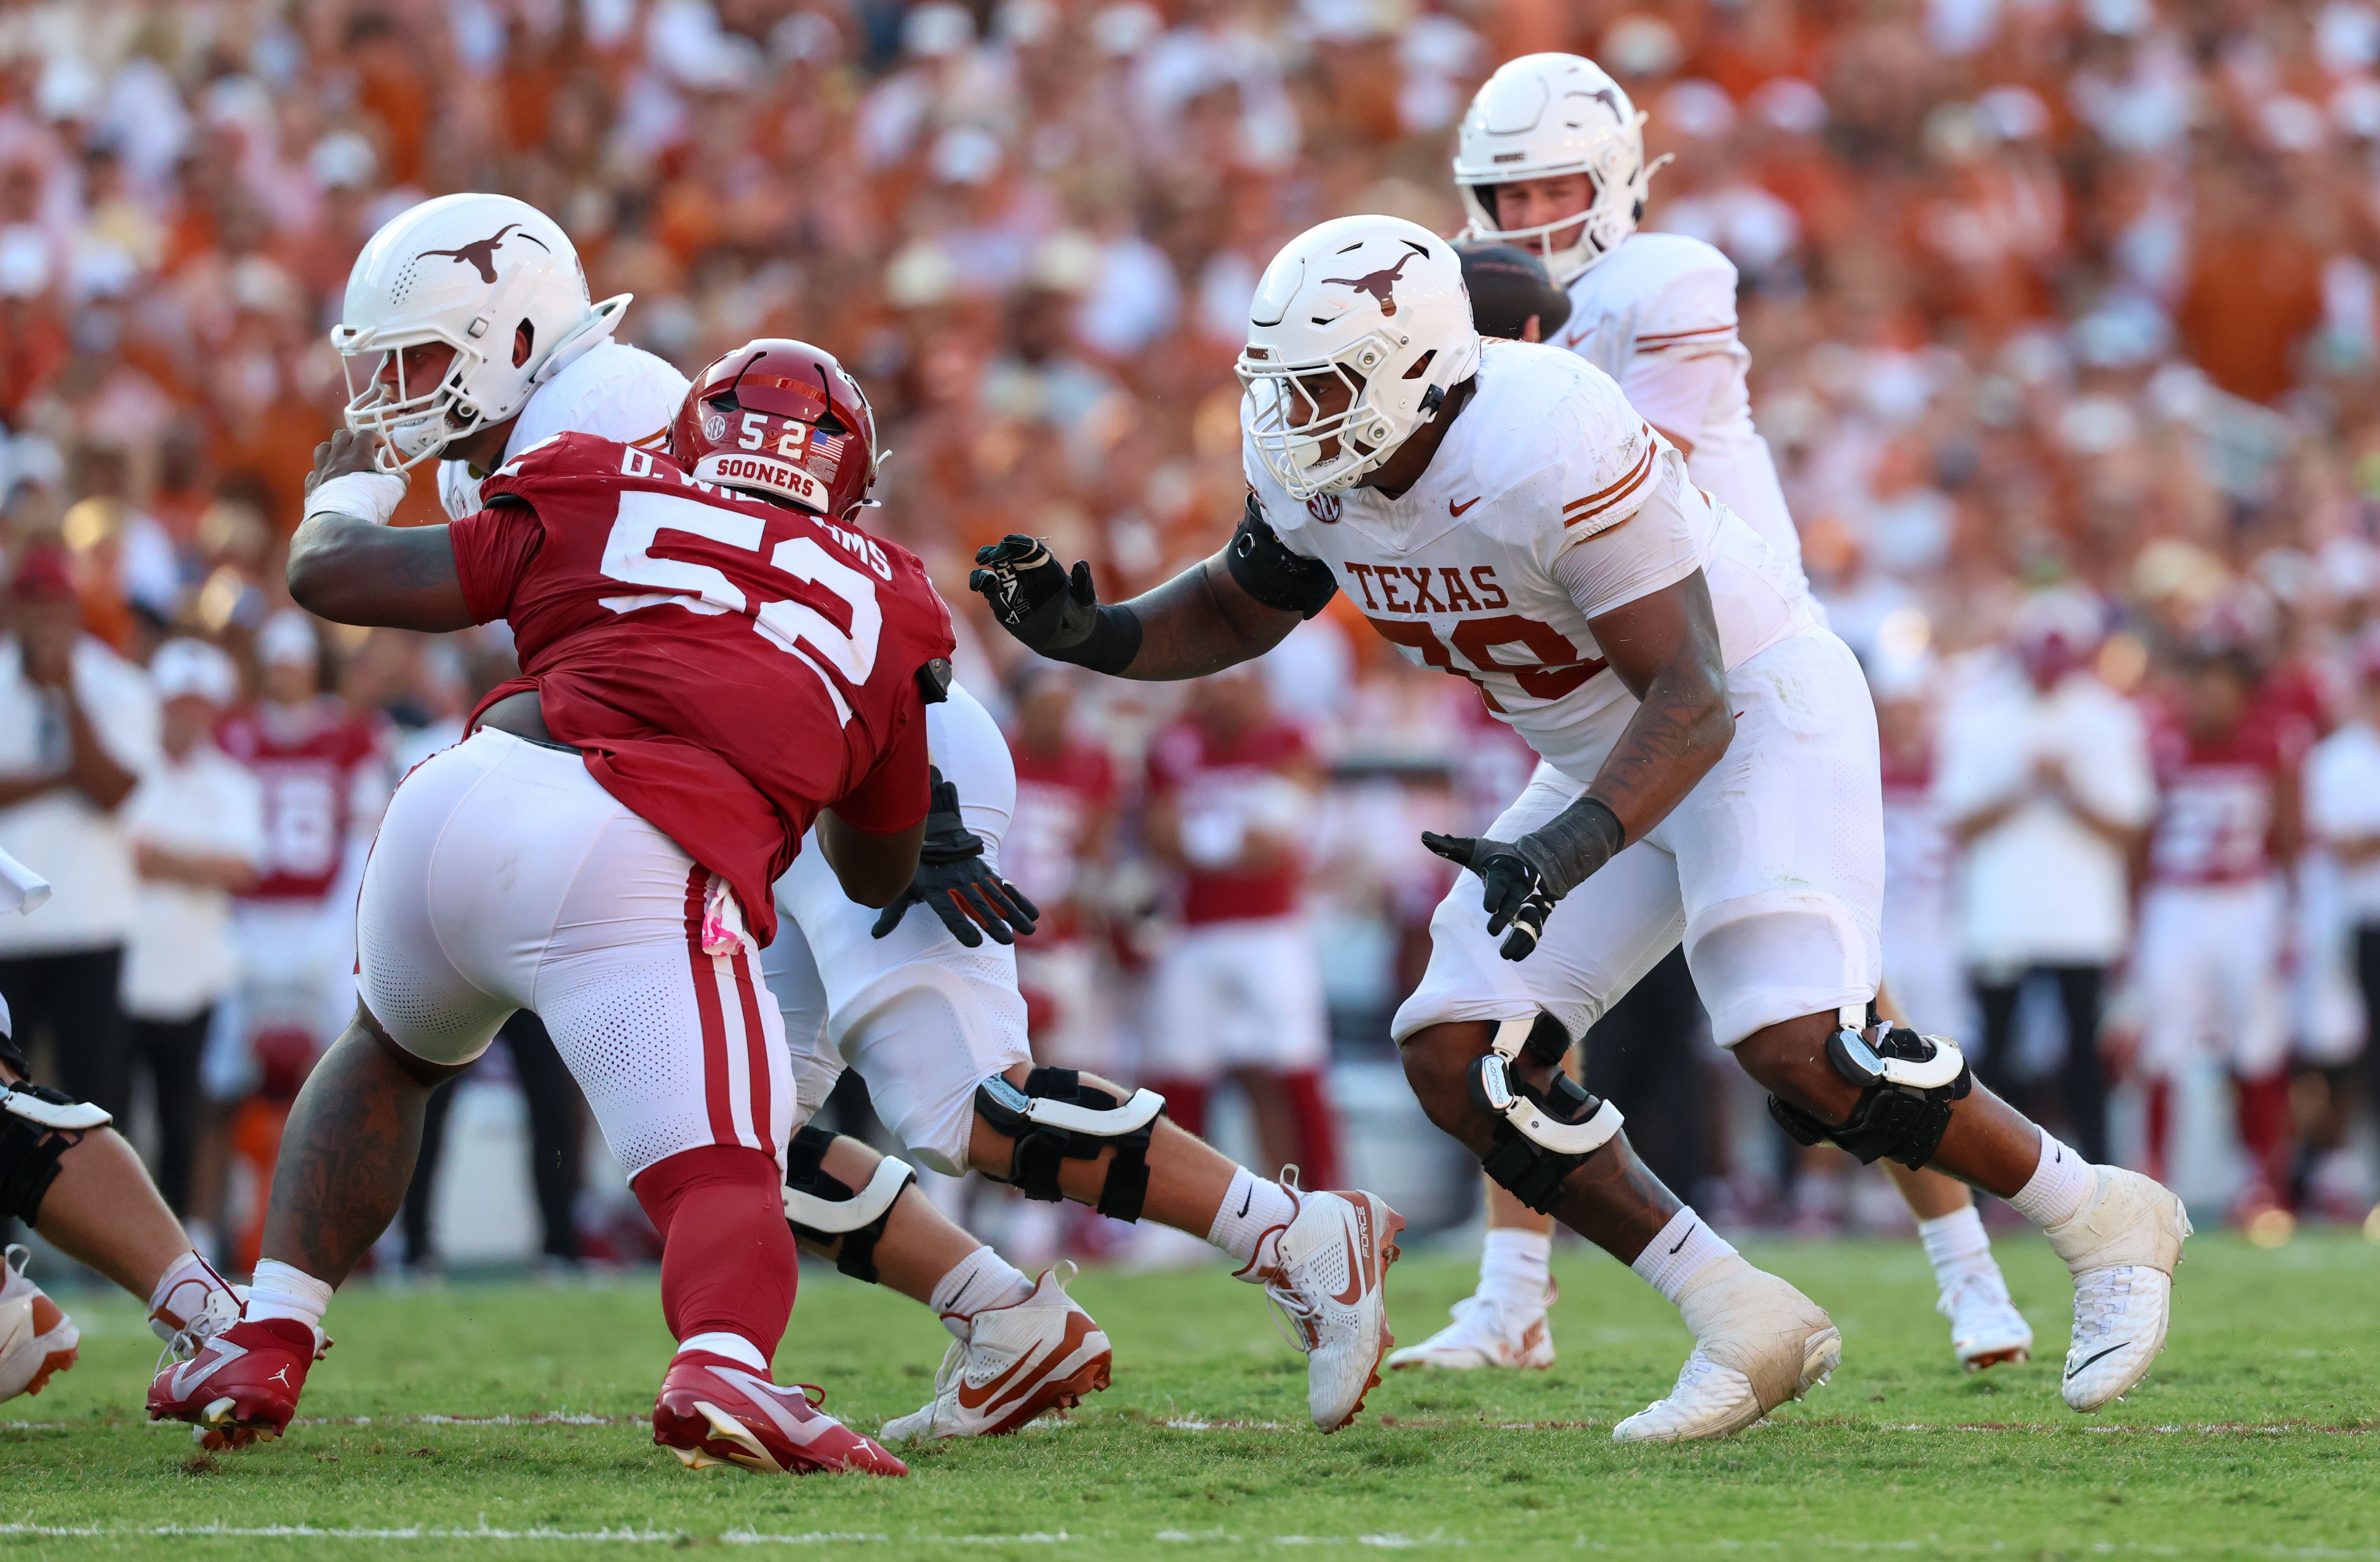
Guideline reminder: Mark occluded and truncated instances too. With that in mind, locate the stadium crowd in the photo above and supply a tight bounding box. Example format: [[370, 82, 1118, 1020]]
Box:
[[2, 0, 2378, 1269]]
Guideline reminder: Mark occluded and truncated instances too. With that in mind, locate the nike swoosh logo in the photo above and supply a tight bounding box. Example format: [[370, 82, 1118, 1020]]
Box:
[[1449, 496, 1481, 517], [1668, 1227, 1692, 1255], [1238, 1187, 1254, 1219], [957, 1344, 1046, 1412], [1330, 1204, 1377, 1307], [2066, 1341, 2131, 1379]]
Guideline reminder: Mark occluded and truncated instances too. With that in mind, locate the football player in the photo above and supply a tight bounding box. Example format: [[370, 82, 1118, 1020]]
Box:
[[973, 215, 2191, 1441], [1392, 55, 2029, 1377]]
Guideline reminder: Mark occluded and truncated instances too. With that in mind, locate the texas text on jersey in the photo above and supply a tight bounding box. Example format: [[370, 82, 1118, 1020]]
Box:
[[1245, 339, 1813, 784], [448, 431, 957, 939]]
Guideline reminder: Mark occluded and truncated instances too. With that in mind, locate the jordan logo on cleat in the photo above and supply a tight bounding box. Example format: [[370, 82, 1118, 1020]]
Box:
[[269, 1365, 294, 1387], [2066, 1342, 2129, 1378]]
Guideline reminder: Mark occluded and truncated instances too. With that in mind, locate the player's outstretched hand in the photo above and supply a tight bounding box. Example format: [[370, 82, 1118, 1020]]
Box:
[[1420, 831, 1560, 962], [969, 535, 1101, 657], [306, 428, 386, 495], [872, 767, 1042, 948]]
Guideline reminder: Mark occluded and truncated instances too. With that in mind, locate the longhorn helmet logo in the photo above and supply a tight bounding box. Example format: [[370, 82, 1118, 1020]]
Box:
[[417, 222, 550, 284], [1322, 241, 1431, 318]]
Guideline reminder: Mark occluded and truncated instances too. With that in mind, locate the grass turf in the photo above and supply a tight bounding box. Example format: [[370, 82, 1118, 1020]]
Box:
[[2, 1230, 2375, 1559]]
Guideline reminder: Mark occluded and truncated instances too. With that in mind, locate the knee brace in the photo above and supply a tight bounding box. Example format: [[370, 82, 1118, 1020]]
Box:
[[973, 1068, 1166, 1222], [781, 1124, 915, 1284], [0, 1077, 112, 1224], [1768, 1006, 1972, 1169], [1471, 1014, 1623, 1214]]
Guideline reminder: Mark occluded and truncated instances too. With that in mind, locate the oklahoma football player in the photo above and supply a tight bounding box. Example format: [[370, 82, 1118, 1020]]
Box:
[[1392, 53, 2029, 1378], [974, 215, 2192, 1441]]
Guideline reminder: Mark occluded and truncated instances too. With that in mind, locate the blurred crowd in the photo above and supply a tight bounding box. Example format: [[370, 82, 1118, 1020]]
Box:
[[4, 0, 2380, 1267]]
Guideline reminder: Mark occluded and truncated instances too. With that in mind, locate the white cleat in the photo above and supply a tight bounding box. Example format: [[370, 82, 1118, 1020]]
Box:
[[2039, 1165, 2191, 1413], [879, 1266, 1112, 1443], [0, 1246, 79, 1403], [1940, 1269, 2033, 1372], [1241, 1180, 1405, 1432], [150, 1270, 245, 1372], [1385, 1284, 1556, 1371], [1612, 1258, 1840, 1444]]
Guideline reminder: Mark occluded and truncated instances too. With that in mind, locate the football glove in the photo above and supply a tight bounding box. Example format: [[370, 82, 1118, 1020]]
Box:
[[872, 767, 1041, 948], [1420, 832, 1562, 961], [970, 535, 1101, 657]]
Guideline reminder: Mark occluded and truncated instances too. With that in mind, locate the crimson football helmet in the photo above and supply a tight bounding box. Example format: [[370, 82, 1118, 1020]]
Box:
[[672, 339, 881, 520]]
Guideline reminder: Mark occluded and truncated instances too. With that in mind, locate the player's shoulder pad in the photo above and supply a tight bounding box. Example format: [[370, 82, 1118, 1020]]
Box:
[[1465, 344, 1634, 501], [1619, 233, 1740, 351], [1229, 491, 1338, 618]]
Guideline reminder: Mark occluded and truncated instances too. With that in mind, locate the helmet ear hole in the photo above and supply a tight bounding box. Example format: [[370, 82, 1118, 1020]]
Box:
[[514, 320, 536, 369], [1401, 349, 1438, 381]]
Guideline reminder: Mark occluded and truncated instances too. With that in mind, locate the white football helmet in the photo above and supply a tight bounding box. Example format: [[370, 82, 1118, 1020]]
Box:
[[1237, 215, 1481, 501], [1453, 53, 1658, 284], [331, 193, 630, 471]]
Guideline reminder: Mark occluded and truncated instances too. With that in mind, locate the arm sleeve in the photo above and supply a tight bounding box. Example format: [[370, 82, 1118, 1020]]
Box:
[[832, 697, 933, 834], [1548, 459, 1704, 622], [446, 503, 544, 626]]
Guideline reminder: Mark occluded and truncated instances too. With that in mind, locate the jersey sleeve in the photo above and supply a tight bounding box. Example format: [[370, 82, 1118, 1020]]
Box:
[[447, 503, 545, 626], [1616, 252, 1742, 443], [1546, 455, 1706, 623], [831, 695, 932, 834], [1547, 383, 1660, 540]]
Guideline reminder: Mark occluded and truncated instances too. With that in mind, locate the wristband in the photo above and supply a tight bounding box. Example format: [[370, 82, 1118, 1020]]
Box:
[[1048, 604, 1142, 676], [304, 471, 409, 527], [1514, 795, 1627, 900]]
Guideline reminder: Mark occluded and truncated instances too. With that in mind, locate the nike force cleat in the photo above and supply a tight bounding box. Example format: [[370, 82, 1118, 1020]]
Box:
[[1940, 1269, 2033, 1372], [1612, 1257, 1840, 1444], [1241, 1180, 1406, 1432], [150, 1263, 244, 1370], [146, 1317, 325, 1446], [2039, 1165, 2191, 1412], [880, 1266, 1112, 1443], [0, 1246, 79, 1402], [654, 1352, 907, 1476], [1385, 1282, 1556, 1372]]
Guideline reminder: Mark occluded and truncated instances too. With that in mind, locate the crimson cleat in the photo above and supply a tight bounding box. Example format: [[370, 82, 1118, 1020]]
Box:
[[654, 1352, 907, 1476], [146, 1317, 324, 1447]]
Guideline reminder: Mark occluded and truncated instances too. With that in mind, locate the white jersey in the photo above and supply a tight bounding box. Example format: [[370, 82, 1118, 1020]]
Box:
[[1247, 340, 1815, 784], [438, 341, 690, 521], [1552, 232, 1802, 573]]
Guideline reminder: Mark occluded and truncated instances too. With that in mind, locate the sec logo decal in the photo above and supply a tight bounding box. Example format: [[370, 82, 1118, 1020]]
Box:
[[704, 413, 727, 441]]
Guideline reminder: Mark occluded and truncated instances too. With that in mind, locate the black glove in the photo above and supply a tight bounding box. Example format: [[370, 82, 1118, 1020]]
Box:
[[872, 767, 1041, 948], [970, 535, 1100, 656], [1420, 832, 1561, 961]]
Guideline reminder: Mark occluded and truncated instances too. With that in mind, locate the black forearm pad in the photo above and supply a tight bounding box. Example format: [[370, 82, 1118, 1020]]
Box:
[[1046, 604, 1142, 675], [1516, 796, 1627, 900], [1226, 496, 1338, 618]]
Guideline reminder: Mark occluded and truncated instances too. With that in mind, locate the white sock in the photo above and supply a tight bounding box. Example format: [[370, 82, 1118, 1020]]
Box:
[[1208, 1167, 1299, 1268], [244, 1259, 332, 1335], [677, 1331, 767, 1372], [2006, 1131, 2092, 1229], [1916, 1205, 1996, 1292], [147, 1250, 233, 1338], [928, 1245, 1035, 1336], [1630, 1209, 1740, 1307], [1478, 1228, 1552, 1311]]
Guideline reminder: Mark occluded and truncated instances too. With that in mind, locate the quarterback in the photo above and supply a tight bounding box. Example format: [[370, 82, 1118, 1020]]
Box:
[[1386, 52, 2029, 1377], [974, 214, 2191, 1442]]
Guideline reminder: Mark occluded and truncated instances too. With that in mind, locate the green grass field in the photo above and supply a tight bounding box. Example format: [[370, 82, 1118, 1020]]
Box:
[[4, 1231, 2376, 1560]]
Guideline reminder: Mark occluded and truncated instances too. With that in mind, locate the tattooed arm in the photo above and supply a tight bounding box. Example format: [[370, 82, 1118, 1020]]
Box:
[[1577, 570, 1735, 844]]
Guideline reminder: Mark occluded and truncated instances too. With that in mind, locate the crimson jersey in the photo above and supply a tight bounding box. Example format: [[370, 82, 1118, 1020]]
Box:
[[217, 700, 390, 903], [1879, 743, 1950, 901], [2147, 700, 2302, 887], [447, 432, 954, 941], [1008, 738, 1118, 945], [1146, 718, 1312, 925]]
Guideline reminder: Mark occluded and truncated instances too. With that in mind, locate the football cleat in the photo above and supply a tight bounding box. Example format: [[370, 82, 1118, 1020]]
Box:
[[1239, 1176, 1405, 1432], [1612, 1258, 1840, 1444], [146, 1316, 325, 1447], [880, 1265, 1112, 1443], [0, 1246, 79, 1402], [149, 1263, 245, 1370], [1940, 1268, 2033, 1372], [2039, 1164, 2191, 1412], [653, 1352, 906, 1476], [1385, 1282, 1556, 1372]]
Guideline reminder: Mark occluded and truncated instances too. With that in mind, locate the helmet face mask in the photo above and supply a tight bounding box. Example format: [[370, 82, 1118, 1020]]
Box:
[[1452, 53, 1659, 285], [1236, 216, 1480, 502], [335, 331, 487, 469]]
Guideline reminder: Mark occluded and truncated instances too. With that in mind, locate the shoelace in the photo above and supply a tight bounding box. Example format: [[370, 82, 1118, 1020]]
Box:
[[151, 1290, 246, 1377], [2068, 1268, 2132, 1354], [1262, 1280, 1321, 1357], [1935, 1269, 2012, 1322]]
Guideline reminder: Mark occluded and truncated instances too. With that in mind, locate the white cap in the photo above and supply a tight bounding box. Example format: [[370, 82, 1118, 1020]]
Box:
[[257, 609, 321, 670], [151, 637, 241, 706]]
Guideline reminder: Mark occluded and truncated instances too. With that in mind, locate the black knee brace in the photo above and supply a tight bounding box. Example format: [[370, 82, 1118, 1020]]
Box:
[[781, 1124, 915, 1284], [973, 1068, 1167, 1222], [1, 1077, 112, 1224], [1768, 1011, 1972, 1169], [1471, 1014, 1622, 1214]]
